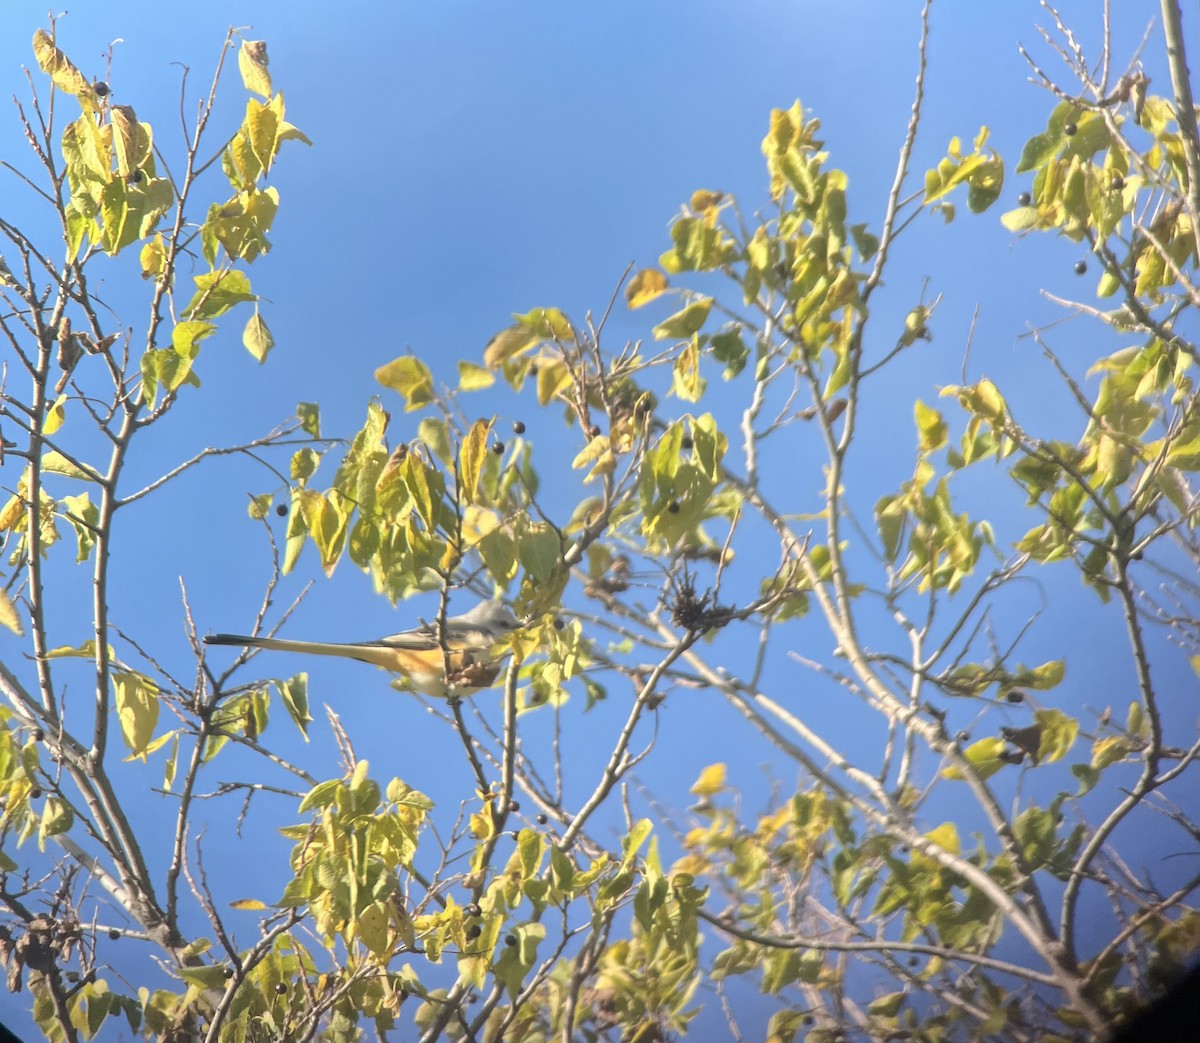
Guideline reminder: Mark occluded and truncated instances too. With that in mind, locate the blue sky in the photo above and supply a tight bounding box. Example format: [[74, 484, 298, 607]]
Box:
[[1, 1, 1195, 1037]]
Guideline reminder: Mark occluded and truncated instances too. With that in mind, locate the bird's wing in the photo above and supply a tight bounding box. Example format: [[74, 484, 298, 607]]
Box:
[[370, 624, 441, 651]]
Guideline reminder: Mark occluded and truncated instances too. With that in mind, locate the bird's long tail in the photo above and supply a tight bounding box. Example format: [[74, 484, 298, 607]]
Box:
[[204, 633, 382, 665]]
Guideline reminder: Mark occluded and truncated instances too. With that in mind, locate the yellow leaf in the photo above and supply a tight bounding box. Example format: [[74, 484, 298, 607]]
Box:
[[914, 399, 946, 452], [689, 189, 726, 213], [625, 269, 669, 309], [483, 325, 536, 369], [376, 356, 434, 411], [110, 105, 152, 179], [458, 418, 492, 505], [357, 900, 391, 955], [32, 30, 93, 99], [114, 672, 159, 760], [535, 358, 571, 405], [691, 762, 727, 797], [462, 504, 501, 542], [140, 234, 166, 279], [923, 821, 960, 856], [671, 336, 706, 403], [243, 97, 280, 174], [230, 898, 267, 911], [0, 588, 23, 635], [238, 40, 272, 98], [44, 396, 67, 436], [243, 312, 275, 362], [572, 436, 615, 484]]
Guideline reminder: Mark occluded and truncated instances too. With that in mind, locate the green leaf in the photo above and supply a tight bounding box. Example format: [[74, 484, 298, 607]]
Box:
[[60, 492, 99, 562], [457, 361, 495, 391], [513, 307, 574, 341], [186, 269, 255, 321], [1001, 206, 1039, 232], [299, 778, 344, 812], [710, 329, 748, 379], [1071, 763, 1101, 796], [275, 674, 311, 738], [42, 452, 102, 483], [297, 401, 321, 438], [942, 737, 1006, 781], [418, 416, 452, 463], [1017, 130, 1058, 174], [653, 297, 713, 340], [620, 819, 654, 871], [492, 922, 546, 998], [1014, 806, 1057, 868], [173, 320, 217, 358], [851, 223, 880, 259], [868, 992, 907, 1018], [375, 356, 434, 411], [518, 523, 560, 583]]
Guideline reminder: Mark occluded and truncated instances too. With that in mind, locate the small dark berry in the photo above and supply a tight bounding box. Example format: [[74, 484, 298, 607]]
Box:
[[275, 504, 287, 517], [108, 928, 120, 940], [956, 731, 970, 744], [512, 420, 526, 435], [508, 801, 520, 812], [900, 845, 910, 854], [803, 1014, 816, 1026], [1074, 260, 1088, 275], [492, 441, 505, 455], [30, 788, 41, 799], [528, 364, 539, 376], [589, 425, 601, 439], [1017, 192, 1031, 206], [680, 436, 694, 450], [1064, 121, 1077, 136], [34, 728, 44, 742], [667, 501, 680, 514], [1110, 175, 1124, 191], [224, 967, 236, 980], [464, 903, 482, 917], [553, 616, 565, 630], [505, 934, 517, 946], [93, 82, 110, 98], [908, 955, 920, 967], [128, 170, 143, 184], [274, 982, 287, 995], [536, 813, 548, 825], [1005, 690, 1024, 704], [466, 924, 482, 940]]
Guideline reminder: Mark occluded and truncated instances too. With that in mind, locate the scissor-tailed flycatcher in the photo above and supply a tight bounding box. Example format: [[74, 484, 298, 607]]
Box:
[[204, 600, 521, 697]]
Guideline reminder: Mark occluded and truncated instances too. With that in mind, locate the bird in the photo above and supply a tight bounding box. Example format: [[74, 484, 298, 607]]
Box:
[[203, 599, 522, 698]]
